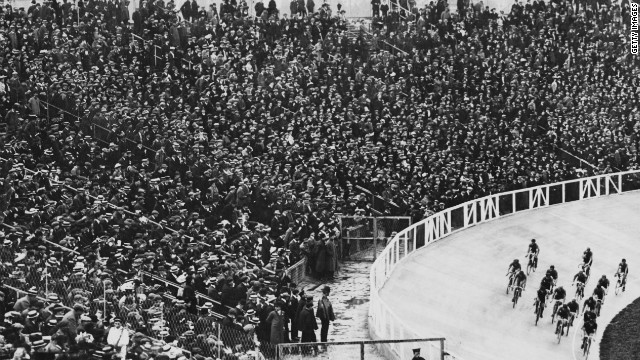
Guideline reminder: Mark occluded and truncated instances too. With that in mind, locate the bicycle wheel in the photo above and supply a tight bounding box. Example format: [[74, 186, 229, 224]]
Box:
[[615, 280, 622, 295], [552, 303, 558, 324], [596, 302, 601, 317], [557, 323, 562, 344], [584, 338, 591, 358], [513, 288, 520, 308], [527, 263, 533, 275], [535, 302, 541, 326]]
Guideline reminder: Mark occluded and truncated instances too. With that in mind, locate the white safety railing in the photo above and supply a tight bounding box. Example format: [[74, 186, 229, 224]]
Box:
[[368, 169, 640, 360]]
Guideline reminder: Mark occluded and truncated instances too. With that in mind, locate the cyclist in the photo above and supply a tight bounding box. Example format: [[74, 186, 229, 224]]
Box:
[[535, 287, 548, 317], [593, 284, 605, 305], [548, 265, 558, 286], [583, 248, 593, 275], [507, 259, 521, 287], [616, 259, 629, 292], [540, 272, 554, 299], [567, 298, 580, 325], [583, 296, 597, 314], [551, 286, 566, 317], [555, 304, 571, 336], [581, 319, 598, 350], [514, 269, 527, 290], [574, 269, 588, 284], [573, 269, 588, 297], [583, 308, 597, 324], [527, 239, 540, 268], [597, 275, 610, 295], [508, 259, 521, 274]]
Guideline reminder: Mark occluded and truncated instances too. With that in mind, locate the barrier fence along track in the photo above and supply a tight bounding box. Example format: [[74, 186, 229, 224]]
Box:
[[276, 338, 446, 360], [369, 170, 640, 360]]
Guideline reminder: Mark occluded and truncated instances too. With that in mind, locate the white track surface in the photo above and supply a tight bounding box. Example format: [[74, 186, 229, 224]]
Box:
[[378, 191, 640, 360]]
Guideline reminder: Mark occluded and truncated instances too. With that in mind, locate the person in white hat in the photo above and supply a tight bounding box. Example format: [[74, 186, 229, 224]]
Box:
[[106, 317, 130, 359]]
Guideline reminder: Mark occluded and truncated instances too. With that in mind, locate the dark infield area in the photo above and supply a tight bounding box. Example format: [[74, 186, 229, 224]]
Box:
[[599, 296, 640, 360]]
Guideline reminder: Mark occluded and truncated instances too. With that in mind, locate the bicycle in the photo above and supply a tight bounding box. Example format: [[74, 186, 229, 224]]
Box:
[[574, 281, 585, 300], [534, 298, 545, 326], [582, 333, 594, 358], [555, 318, 566, 344], [567, 311, 577, 335], [579, 263, 591, 282], [526, 252, 537, 275], [595, 298, 602, 317], [506, 271, 515, 294], [614, 272, 626, 295], [512, 286, 522, 308], [551, 299, 564, 324]]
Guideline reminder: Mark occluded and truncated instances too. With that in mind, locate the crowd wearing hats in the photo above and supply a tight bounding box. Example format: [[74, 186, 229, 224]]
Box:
[[1, 0, 640, 356]]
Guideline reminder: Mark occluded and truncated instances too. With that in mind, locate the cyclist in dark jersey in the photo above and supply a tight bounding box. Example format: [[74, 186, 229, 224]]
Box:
[[548, 265, 558, 285], [555, 304, 571, 335], [583, 308, 597, 323], [514, 270, 527, 289], [507, 259, 521, 287], [581, 320, 598, 349], [597, 275, 610, 295], [583, 296, 597, 314], [593, 284, 605, 303], [535, 287, 548, 317], [508, 259, 521, 274], [574, 269, 588, 284], [527, 239, 540, 267], [583, 248, 593, 275], [617, 259, 629, 292], [540, 273, 554, 296], [567, 298, 580, 324]]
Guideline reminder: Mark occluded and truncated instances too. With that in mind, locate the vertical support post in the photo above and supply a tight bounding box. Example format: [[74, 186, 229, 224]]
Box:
[[440, 339, 445, 360], [562, 183, 566, 203], [154, 46, 157, 66], [373, 217, 377, 261], [512, 193, 516, 213], [339, 217, 343, 260], [45, 262, 49, 296], [360, 342, 365, 360], [619, 174, 623, 194], [545, 186, 549, 207], [217, 322, 221, 359], [103, 281, 107, 318]]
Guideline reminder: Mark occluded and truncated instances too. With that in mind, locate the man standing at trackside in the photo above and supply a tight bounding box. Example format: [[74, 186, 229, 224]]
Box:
[[411, 348, 426, 360], [316, 286, 335, 343], [299, 295, 318, 343]]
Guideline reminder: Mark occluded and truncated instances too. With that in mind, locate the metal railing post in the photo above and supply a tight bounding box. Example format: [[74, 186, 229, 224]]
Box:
[[360, 342, 365, 360], [373, 217, 377, 261]]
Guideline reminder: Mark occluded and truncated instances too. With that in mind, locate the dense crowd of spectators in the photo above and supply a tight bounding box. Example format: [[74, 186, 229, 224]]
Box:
[[0, 0, 639, 357]]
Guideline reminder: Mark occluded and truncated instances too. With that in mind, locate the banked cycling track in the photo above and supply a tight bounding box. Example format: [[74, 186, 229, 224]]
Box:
[[378, 191, 640, 360]]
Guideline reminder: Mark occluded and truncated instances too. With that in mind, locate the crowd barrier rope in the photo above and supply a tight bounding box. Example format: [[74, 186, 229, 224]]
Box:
[[369, 169, 640, 360]]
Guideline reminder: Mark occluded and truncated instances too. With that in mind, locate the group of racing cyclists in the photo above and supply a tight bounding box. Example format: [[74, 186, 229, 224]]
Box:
[[506, 239, 630, 351]]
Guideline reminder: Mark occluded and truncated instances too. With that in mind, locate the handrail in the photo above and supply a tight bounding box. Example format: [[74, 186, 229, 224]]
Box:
[[139, 270, 232, 310], [362, 29, 409, 55], [369, 169, 640, 359], [39, 99, 80, 119], [2, 284, 72, 310], [356, 184, 401, 209], [40, 100, 158, 155]]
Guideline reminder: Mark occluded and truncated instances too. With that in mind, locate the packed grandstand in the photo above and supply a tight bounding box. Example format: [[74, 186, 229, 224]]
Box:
[[0, 0, 638, 357]]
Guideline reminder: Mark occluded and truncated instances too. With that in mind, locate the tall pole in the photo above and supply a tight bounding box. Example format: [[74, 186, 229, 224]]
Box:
[[103, 281, 107, 320], [45, 261, 49, 295]]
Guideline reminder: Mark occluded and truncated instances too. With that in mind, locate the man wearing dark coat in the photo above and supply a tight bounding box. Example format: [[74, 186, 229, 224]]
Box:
[[298, 295, 317, 343]]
